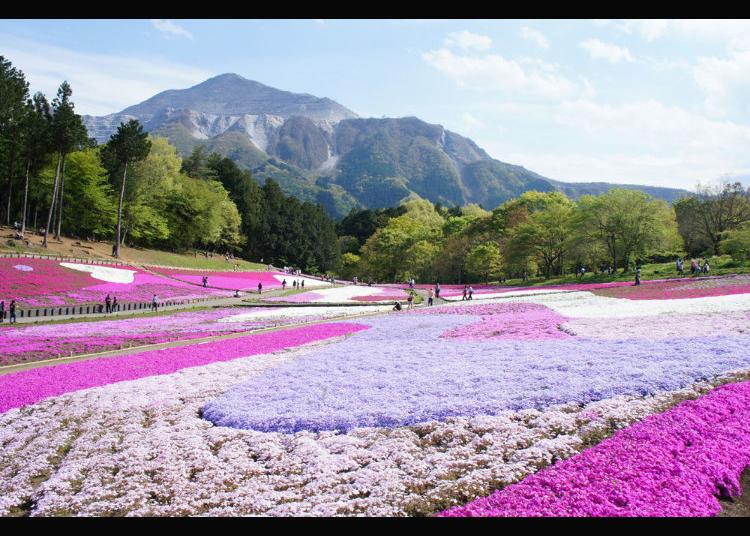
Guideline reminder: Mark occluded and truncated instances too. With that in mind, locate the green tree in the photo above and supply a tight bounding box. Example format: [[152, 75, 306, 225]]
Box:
[[721, 224, 750, 262], [465, 242, 502, 283], [506, 196, 576, 278], [0, 56, 30, 225], [103, 119, 152, 257], [19, 92, 51, 233], [577, 188, 679, 271], [675, 183, 750, 256], [42, 82, 87, 246]]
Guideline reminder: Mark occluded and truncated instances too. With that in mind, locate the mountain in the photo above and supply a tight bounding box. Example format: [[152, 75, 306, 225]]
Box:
[[83, 73, 691, 218]]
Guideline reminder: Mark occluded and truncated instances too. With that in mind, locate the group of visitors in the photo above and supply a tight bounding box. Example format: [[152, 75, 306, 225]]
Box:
[[461, 285, 475, 300], [393, 293, 415, 311], [281, 279, 305, 290], [0, 300, 17, 324], [103, 294, 119, 313], [282, 266, 302, 276], [676, 257, 710, 276]]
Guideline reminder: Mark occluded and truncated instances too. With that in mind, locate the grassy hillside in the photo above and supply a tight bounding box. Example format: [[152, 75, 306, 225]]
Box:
[[0, 227, 266, 271]]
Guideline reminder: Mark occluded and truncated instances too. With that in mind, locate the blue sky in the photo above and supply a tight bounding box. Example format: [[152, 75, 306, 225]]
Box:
[[2, 19, 750, 190]]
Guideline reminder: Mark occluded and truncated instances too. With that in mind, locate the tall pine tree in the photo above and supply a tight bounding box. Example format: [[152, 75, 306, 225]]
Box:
[[103, 119, 151, 258]]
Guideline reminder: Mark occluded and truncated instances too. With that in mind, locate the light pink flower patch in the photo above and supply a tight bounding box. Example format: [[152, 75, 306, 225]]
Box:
[[593, 275, 750, 301], [0, 322, 369, 414], [264, 292, 324, 303], [416, 303, 571, 340]]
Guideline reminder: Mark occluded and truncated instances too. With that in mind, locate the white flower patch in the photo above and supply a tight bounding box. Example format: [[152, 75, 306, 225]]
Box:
[[443, 288, 573, 301], [13, 265, 33, 272], [272, 274, 329, 288], [60, 263, 137, 284], [501, 290, 750, 319], [300, 286, 397, 303], [217, 305, 392, 323]]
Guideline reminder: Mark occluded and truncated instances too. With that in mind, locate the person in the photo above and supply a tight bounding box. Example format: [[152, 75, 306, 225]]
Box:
[[151, 295, 158, 312], [462, 285, 468, 301], [428, 289, 434, 307], [293, 280, 297, 289], [202, 276, 208, 288], [393, 301, 402, 311], [407, 293, 414, 310], [703, 260, 710, 274], [9, 300, 17, 324], [234, 290, 241, 298], [301, 280, 305, 289], [676, 258, 682, 275], [0, 300, 4, 323], [258, 282, 263, 294], [282, 279, 287, 290], [468, 286, 475, 300], [112, 243, 117, 256], [435, 282, 441, 299], [691, 259, 698, 275], [634, 266, 642, 286], [105, 294, 112, 314], [112, 296, 118, 312]]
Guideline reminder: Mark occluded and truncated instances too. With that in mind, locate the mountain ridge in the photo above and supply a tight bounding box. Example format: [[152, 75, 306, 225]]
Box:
[[82, 73, 691, 218]]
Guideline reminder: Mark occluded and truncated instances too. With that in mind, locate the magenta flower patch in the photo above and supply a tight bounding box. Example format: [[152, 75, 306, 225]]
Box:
[[0, 322, 368, 413], [440, 380, 750, 517]]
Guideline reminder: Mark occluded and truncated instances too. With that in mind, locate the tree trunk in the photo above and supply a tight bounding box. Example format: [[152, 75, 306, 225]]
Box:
[[42, 154, 62, 248], [55, 154, 67, 240], [6, 141, 16, 226], [21, 160, 30, 234], [114, 161, 128, 258]]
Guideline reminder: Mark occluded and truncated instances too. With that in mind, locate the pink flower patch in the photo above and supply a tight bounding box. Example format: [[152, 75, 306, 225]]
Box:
[[0, 322, 369, 413], [416, 303, 571, 341]]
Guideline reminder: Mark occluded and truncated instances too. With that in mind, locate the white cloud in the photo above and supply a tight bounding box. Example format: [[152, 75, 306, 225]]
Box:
[[619, 19, 750, 51], [423, 47, 579, 99], [461, 112, 485, 128], [520, 27, 549, 50], [600, 20, 750, 116], [467, 97, 750, 190], [548, 99, 750, 187], [693, 48, 750, 117], [151, 19, 193, 39], [444, 30, 492, 51], [579, 39, 634, 64], [0, 34, 211, 116]]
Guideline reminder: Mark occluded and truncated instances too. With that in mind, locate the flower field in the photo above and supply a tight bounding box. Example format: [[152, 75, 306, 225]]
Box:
[[0, 258, 228, 307], [148, 267, 328, 291], [1, 274, 750, 516], [0, 305, 391, 366], [264, 285, 410, 304]]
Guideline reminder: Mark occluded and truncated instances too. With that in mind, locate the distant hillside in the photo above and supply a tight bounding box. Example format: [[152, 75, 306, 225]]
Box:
[[84, 73, 692, 218]]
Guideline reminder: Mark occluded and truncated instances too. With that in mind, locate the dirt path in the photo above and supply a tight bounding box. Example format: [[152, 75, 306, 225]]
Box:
[[718, 469, 750, 517]]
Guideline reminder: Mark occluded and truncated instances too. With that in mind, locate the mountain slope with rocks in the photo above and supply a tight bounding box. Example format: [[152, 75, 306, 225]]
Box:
[[83, 73, 691, 218]]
